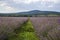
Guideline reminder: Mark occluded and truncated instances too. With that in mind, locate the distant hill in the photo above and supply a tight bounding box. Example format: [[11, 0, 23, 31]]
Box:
[[0, 10, 60, 17]]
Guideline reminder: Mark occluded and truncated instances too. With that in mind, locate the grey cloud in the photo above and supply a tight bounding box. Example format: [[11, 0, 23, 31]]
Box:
[[0, 0, 60, 12]]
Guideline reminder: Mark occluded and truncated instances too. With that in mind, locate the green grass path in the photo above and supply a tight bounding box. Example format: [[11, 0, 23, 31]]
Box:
[[8, 19, 39, 40]]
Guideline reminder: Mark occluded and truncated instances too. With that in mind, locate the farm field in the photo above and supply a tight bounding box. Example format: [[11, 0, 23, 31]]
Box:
[[0, 17, 28, 40], [0, 17, 60, 40], [30, 17, 60, 40]]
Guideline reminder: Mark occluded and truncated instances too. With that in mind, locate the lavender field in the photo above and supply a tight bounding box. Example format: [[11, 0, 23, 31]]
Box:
[[0, 17, 28, 40], [30, 17, 60, 40], [0, 17, 60, 40]]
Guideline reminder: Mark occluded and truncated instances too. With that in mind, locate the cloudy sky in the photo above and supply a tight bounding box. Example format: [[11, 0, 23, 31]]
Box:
[[0, 0, 60, 13]]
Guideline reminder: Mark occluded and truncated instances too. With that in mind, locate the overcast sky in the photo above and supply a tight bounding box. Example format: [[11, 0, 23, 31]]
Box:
[[0, 0, 60, 13]]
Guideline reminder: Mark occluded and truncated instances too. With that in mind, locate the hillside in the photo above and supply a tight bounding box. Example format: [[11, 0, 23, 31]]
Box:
[[0, 10, 60, 17]]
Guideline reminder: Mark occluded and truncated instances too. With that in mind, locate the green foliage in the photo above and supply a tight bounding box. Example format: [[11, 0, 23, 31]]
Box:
[[18, 32, 39, 40], [14, 19, 34, 33], [8, 19, 39, 40]]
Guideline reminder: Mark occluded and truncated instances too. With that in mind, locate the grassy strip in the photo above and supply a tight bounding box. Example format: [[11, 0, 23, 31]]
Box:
[[8, 18, 39, 40]]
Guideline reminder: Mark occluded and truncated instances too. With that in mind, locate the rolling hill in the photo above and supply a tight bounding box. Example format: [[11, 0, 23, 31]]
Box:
[[0, 10, 60, 17]]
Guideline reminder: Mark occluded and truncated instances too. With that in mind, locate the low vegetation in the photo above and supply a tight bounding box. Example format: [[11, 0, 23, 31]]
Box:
[[7, 18, 39, 40], [30, 17, 60, 40], [0, 17, 60, 40]]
